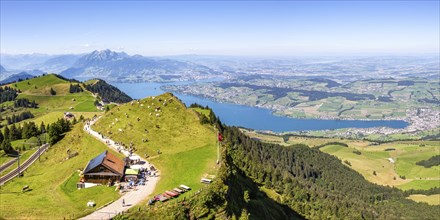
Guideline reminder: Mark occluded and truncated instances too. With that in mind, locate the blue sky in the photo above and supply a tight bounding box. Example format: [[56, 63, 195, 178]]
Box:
[[1, 1, 439, 56]]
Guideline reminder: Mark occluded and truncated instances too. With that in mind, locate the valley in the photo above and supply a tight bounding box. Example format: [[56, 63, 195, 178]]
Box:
[[165, 76, 439, 140], [1, 1, 439, 219], [0, 74, 438, 220]]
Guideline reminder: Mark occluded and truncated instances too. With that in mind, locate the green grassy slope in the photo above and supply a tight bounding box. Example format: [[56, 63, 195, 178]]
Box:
[[407, 194, 440, 205], [191, 107, 211, 118], [0, 124, 121, 219], [115, 147, 303, 220], [1, 74, 102, 127], [0, 75, 141, 219], [12, 74, 68, 95], [92, 93, 218, 195], [319, 142, 440, 190], [0, 74, 103, 165], [12, 74, 99, 112], [395, 147, 440, 179]]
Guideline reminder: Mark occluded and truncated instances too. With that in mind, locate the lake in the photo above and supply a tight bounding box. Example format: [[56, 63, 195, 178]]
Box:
[[112, 82, 408, 132]]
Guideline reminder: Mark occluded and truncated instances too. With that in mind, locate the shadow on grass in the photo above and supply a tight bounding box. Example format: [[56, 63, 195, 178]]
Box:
[[0, 189, 32, 194]]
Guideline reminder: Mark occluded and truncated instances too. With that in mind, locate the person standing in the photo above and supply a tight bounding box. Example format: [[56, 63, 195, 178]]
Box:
[[122, 199, 125, 207]]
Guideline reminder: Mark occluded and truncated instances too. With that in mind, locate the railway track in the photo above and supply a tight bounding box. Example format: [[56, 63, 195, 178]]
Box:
[[0, 144, 49, 185]]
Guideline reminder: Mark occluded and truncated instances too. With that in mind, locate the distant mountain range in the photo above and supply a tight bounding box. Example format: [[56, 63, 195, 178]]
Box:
[[0, 64, 41, 84], [0, 65, 11, 81], [1, 50, 220, 82], [0, 65, 6, 74], [0, 53, 56, 70], [3, 51, 438, 83], [0, 72, 35, 85], [25, 54, 83, 73]]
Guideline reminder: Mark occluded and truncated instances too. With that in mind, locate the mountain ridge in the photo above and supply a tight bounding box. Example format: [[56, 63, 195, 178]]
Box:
[[60, 49, 218, 81], [25, 54, 83, 73], [0, 72, 35, 85], [1, 50, 220, 82]]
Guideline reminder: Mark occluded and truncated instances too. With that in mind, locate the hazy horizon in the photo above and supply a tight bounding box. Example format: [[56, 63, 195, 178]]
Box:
[[1, 49, 439, 58], [1, 1, 439, 56]]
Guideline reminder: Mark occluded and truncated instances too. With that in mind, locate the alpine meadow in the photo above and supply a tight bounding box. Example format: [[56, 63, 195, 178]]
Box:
[[1, 1, 439, 219]]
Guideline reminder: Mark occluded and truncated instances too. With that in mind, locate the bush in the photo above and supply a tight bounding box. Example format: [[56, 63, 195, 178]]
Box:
[[416, 155, 440, 168], [315, 141, 349, 149], [199, 114, 210, 124], [353, 150, 362, 155], [50, 88, 56, 95]]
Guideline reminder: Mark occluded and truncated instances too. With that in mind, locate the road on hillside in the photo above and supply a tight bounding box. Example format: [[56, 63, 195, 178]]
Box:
[[80, 117, 159, 220], [0, 144, 49, 185]]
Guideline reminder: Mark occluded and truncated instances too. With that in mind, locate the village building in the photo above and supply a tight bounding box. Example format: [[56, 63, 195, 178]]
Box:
[[83, 150, 125, 184], [64, 112, 75, 120], [96, 103, 105, 111]]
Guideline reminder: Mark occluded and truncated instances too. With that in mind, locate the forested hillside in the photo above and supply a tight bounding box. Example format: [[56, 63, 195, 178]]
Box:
[[115, 136, 304, 220], [85, 79, 132, 103], [115, 108, 439, 220], [223, 126, 439, 219]]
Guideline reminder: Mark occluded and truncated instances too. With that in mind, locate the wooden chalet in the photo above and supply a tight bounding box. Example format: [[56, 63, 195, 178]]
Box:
[[83, 150, 125, 184]]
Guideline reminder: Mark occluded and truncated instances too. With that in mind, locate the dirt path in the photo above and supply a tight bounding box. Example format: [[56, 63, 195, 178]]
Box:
[[80, 177, 159, 220], [80, 117, 159, 220]]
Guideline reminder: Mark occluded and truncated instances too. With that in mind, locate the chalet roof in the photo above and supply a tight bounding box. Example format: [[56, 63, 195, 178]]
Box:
[[103, 151, 125, 176], [84, 151, 106, 174], [83, 150, 125, 176]]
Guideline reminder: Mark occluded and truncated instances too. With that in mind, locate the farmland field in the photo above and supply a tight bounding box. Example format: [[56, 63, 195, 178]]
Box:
[[165, 78, 440, 120]]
